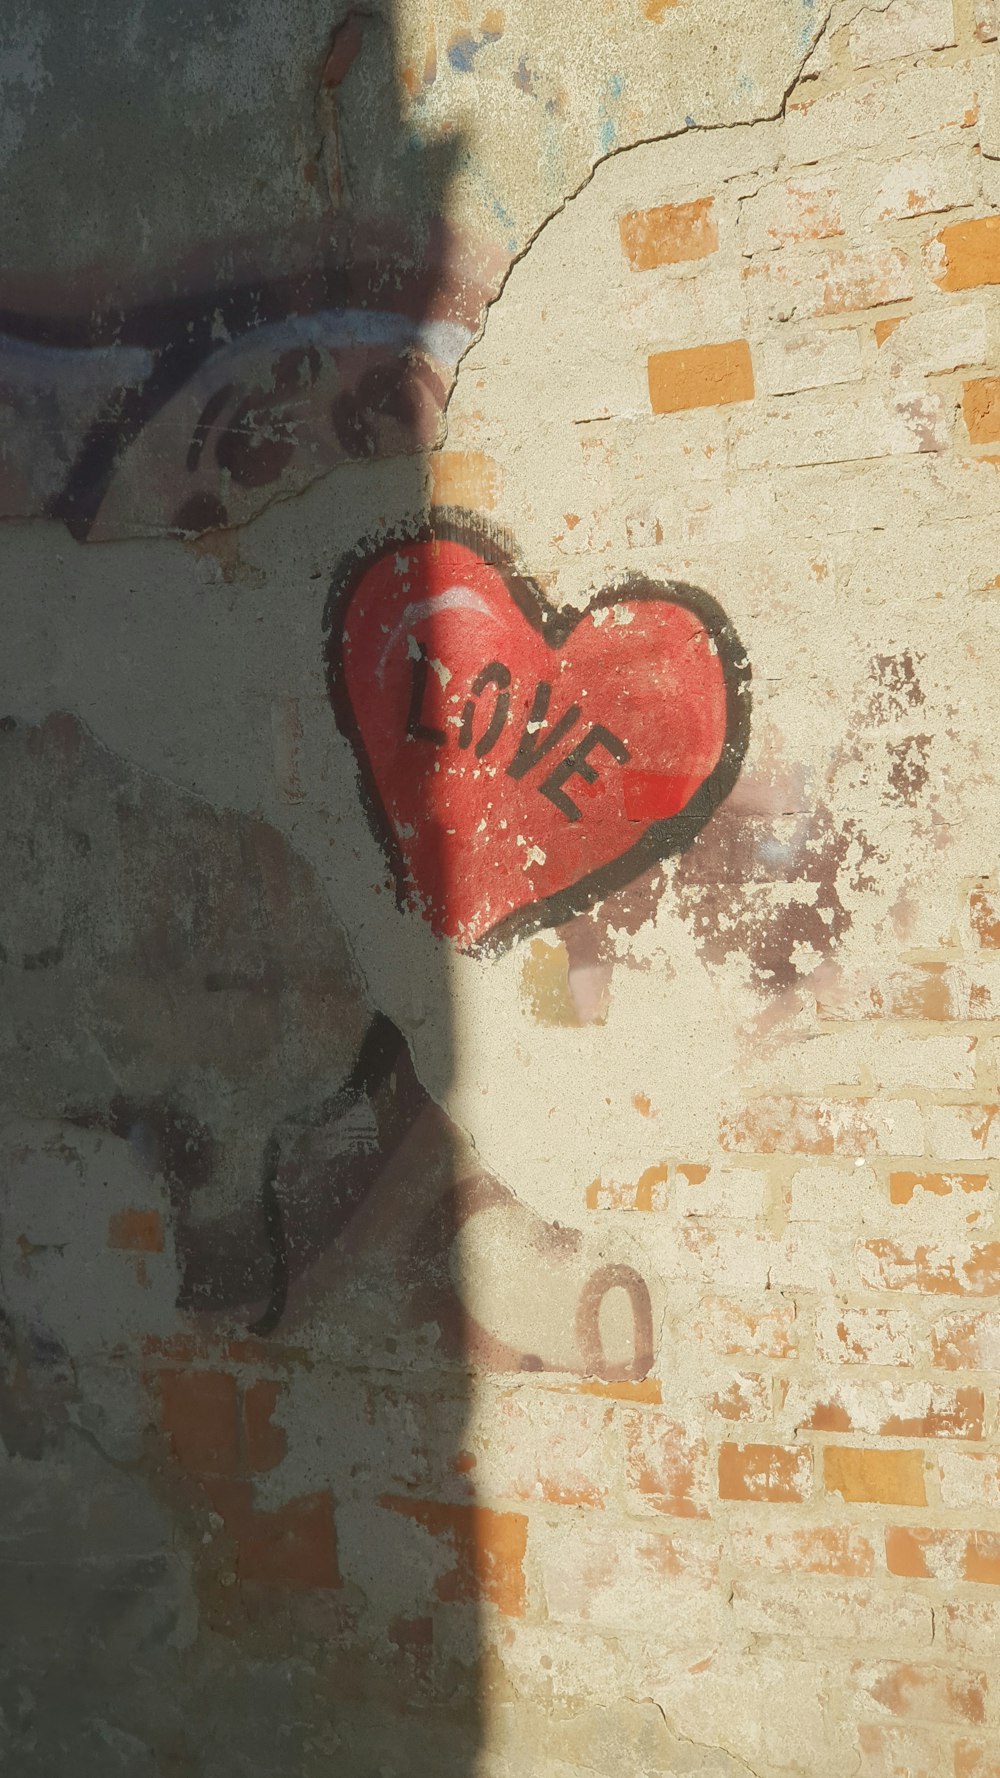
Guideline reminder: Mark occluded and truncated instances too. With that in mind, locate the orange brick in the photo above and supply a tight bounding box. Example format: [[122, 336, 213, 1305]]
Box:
[[381, 1497, 527, 1616], [859, 1241, 1000, 1296], [108, 1208, 164, 1253], [970, 888, 1000, 947], [931, 216, 1000, 291], [824, 1446, 926, 1507], [648, 339, 754, 415], [795, 1382, 983, 1440], [887, 1526, 1000, 1586], [644, 0, 679, 17], [964, 378, 1000, 446], [718, 1442, 812, 1504], [243, 1379, 287, 1473], [158, 1369, 240, 1476], [622, 1411, 710, 1518], [730, 1524, 875, 1577], [875, 316, 904, 346], [619, 197, 717, 271], [956, 1741, 1000, 1778], [430, 450, 500, 510], [891, 1171, 988, 1204], [207, 1478, 340, 1588]]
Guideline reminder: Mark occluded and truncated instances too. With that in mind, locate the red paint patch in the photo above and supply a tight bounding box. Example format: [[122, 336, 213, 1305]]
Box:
[[327, 519, 749, 950]]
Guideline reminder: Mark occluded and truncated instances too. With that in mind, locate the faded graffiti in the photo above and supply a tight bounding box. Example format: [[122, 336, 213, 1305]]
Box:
[[326, 515, 751, 950], [0, 715, 653, 1381]]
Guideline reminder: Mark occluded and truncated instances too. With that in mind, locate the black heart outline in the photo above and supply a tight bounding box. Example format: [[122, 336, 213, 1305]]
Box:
[[324, 507, 751, 955]]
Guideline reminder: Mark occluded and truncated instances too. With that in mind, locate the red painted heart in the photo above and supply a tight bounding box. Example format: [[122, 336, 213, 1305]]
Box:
[[326, 516, 750, 951]]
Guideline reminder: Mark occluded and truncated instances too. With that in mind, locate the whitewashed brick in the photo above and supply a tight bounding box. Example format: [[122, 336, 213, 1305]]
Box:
[[857, 148, 979, 223], [814, 1301, 920, 1365], [536, 1520, 720, 1633], [975, 0, 998, 40], [732, 1576, 933, 1644], [759, 326, 863, 396], [873, 1032, 978, 1092], [849, 0, 956, 69], [740, 175, 844, 255], [938, 1448, 1000, 1509], [785, 62, 977, 164], [877, 305, 989, 375], [733, 389, 951, 470]]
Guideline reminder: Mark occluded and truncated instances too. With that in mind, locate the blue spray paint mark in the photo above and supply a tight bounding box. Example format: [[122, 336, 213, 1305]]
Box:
[[800, 0, 817, 54], [598, 73, 625, 153]]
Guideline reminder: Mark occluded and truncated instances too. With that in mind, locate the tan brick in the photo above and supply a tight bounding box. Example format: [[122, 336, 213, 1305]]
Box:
[[975, 0, 998, 38], [849, 0, 956, 67], [430, 449, 500, 510], [858, 148, 978, 223], [956, 1742, 1000, 1778], [619, 197, 717, 270], [381, 1497, 527, 1617], [940, 1600, 1000, 1658], [758, 326, 862, 397], [720, 1094, 920, 1157], [472, 1392, 614, 1508], [970, 887, 1000, 946], [709, 1372, 771, 1423], [718, 1442, 812, 1503], [824, 1446, 927, 1506], [733, 389, 950, 470], [930, 216, 1000, 291], [647, 339, 754, 414]]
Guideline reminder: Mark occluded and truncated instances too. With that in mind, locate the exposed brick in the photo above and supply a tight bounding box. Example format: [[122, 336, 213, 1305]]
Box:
[[107, 1207, 164, 1253], [647, 339, 754, 414], [622, 1411, 710, 1518], [690, 1295, 797, 1359], [204, 1478, 340, 1589], [619, 197, 718, 270], [858, 1239, 1000, 1295], [824, 1446, 927, 1507], [964, 378, 1000, 446], [814, 1302, 919, 1366], [849, 0, 956, 68], [430, 449, 500, 510], [857, 1661, 986, 1726], [890, 1170, 988, 1203], [718, 1442, 812, 1503], [381, 1497, 527, 1616], [243, 1379, 287, 1474], [728, 1523, 876, 1577], [887, 1526, 1000, 1586], [785, 1379, 984, 1439], [929, 217, 1000, 292], [970, 888, 1000, 946], [158, 1369, 241, 1476], [956, 1743, 1000, 1778]]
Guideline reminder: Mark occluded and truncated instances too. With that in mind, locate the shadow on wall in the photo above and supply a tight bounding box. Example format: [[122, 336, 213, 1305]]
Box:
[[0, 6, 490, 1773]]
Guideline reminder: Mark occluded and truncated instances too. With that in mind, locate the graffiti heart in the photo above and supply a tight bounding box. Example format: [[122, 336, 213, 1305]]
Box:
[[326, 516, 751, 950]]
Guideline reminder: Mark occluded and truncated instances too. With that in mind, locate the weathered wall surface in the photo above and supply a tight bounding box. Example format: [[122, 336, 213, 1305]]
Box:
[[3, 1, 1000, 1774]]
